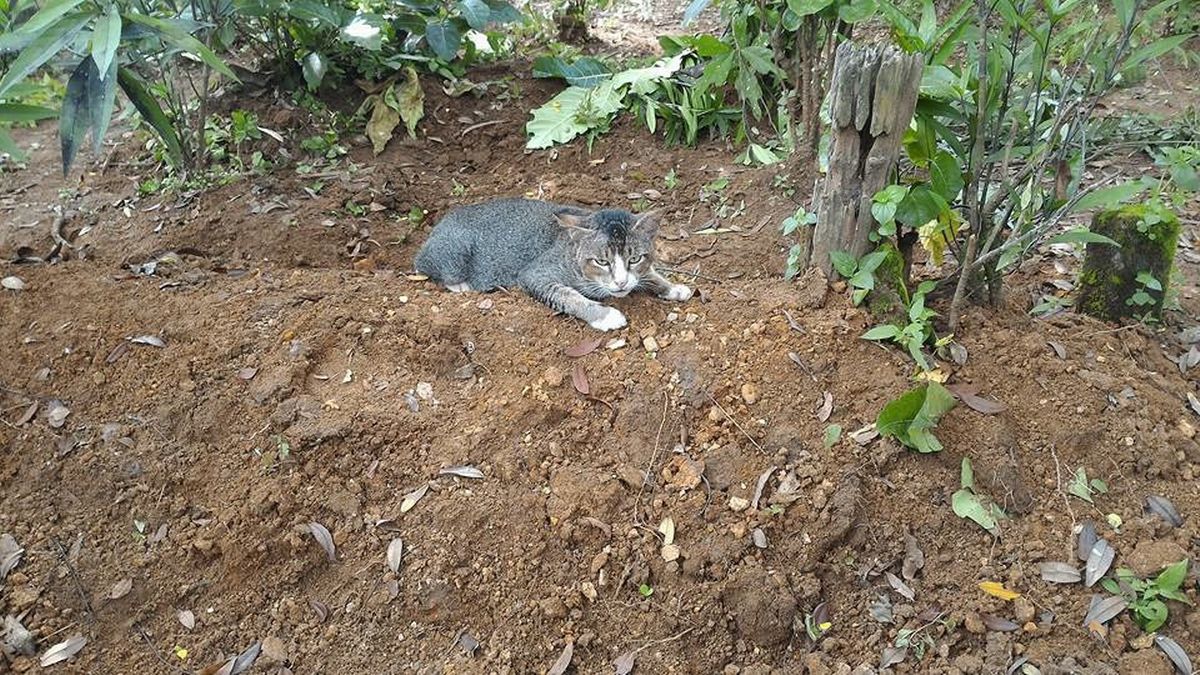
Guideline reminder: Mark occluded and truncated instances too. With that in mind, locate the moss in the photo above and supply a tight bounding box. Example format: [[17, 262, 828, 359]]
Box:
[[867, 243, 907, 320], [1076, 204, 1180, 322]]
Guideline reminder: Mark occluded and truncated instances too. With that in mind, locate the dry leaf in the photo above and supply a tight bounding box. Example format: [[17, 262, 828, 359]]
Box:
[[1188, 393, 1200, 417], [439, 465, 484, 479], [980, 613, 1019, 632], [237, 367, 258, 380], [1082, 594, 1126, 627], [752, 528, 767, 549], [1146, 495, 1184, 527], [572, 363, 590, 395], [1076, 521, 1098, 562], [816, 391, 833, 422], [400, 484, 429, 513], [902, 528, 924, 581], [978, 581, 1020, 601], [109, 578, 132, 600], [177, 609, 195, 630], [309, 599, 328, 622], [564, 338, 602, 357], [39, 636, 87, 666], [46, 400, 70, 429], [1048, 341, 1067, 359], [879, 645, 907, 668], [614, 651, 635, 674], [386, 538, 404, 574], [751, 466, 775, 510], [129, 335, 166, 348], [946, 384, 1007, 414], [308, 521, 336, 561], [0, 534, 23, 579], [547, 642, 573, 675], [15, 401, 37, 426], [658, 517, 675, 546], [227, 641, 261, 674], [455, 631, 480, 656], [886, 572, 915, 600], [1085, 540, 1114, 587], [1039, 562, 1082, 584], [1154, 635, 1193, 675], [1, 276, 25, 290]]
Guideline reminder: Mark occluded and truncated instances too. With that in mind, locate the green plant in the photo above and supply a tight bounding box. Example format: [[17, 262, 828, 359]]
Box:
[[0, 0, 242, 174], [638, 583, 653, 598], [876, 382, 956, 453], [1067, 467, 1109, 503], [782, 206, 818, 279], [951, 457, 1005, 534], [861, 279, 943, 370], [822, 424, 842, 449], [1101, 559, 1191, 632], [829, 249, 889, 305], [664, 167, 679, 190]]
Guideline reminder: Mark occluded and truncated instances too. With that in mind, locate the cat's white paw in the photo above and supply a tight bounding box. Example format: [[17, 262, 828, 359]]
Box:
[[446, 282, 472, 293], [662, 284, 694, 302], [588, 307, 627, 331]]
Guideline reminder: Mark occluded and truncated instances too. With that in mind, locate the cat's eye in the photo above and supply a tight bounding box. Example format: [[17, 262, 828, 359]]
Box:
[[591, 258, 610, 267], [629, 255, 645, 265]]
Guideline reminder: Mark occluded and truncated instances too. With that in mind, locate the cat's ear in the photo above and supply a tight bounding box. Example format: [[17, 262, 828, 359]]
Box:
[[555, 211, 591, 236], [633, 210, 661, 236]]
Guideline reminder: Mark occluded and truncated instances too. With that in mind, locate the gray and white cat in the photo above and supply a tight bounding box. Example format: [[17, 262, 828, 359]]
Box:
[[414, 198, 693, 331]]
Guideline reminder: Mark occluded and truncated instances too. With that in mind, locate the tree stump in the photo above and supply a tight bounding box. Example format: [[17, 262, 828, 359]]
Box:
[[1076, 205, 1180, 322], [804, 43, 924, 277]]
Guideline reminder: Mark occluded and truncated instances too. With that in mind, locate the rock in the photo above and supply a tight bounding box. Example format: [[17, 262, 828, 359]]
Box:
[[729, 496, 750, 512], [1117, 649, 1173, 675], [740, 383, 760, 405], [964, 612, 986, 635], [661, 544, 681, 562], [720, 564, 797, 647], [260, 636, 288, 665], [953, 654, 984, 674], [643, 336, 659, 353], [539, 597, 568, 619], [804, 653, 831, 675], [1125, 539, 1187, 577], [543, 366, 564, 388]]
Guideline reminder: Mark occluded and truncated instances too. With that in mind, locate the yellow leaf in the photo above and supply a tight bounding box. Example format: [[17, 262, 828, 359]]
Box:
[[978, 581, 1020, 601], [173, 646, 188, 660], [915, 368, 948, 383], [818, 622, 832, 631]]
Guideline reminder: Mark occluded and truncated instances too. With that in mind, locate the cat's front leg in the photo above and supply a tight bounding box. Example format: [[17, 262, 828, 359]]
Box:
[[521, 276, 627, 331], [640, 269, 694, 302]]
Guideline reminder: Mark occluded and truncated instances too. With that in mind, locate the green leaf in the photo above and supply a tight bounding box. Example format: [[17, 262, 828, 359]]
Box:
[[830, 251, 857, 278], [302, 52, 327, 90], [531, 56, 611, 88], [425, 18, 462, 60], [930, 150, 963, 201], [287, 0, 343, 26], [740, 46, 777, 75], [1047, 228, 1121, 247], [0, 12, 90, 100], [1140, 599, 1169, 632], [959, 457, 974, 490], [340, 13, 384, 51], [1070, 181, 1147, 213], [1155, 559, 1189, 592], [1067, 467, 1093, 503], [862, 325, 900, 341], [1125, 34, 1191, 71], [526, 85, 594, 149], [3, 0, 86, 45], [60, 57, 98, 176], [823, 424, 842, 449], [90, 56, 117, 154], [952, 489, 1000, 534], [396, 66, 424, 138], [837, 0, 877, 23], [117, 66, 183, 168], [92, 6, 122, 78], [787, 0, 834, 17], [1136, 271, 1163, 292], [0, 103, 58, 122], [917, 0, 936, 45], [123, 13, 239, 81], [457, 0, 491, 30], [483, 0, 523, 24], [896, 185, 948, 228], [0, 128, 21, 159], [876, 383, 956, 453]]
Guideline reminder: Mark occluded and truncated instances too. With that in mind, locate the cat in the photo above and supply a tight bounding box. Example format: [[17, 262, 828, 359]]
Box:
[[414, 198, 693, 331]]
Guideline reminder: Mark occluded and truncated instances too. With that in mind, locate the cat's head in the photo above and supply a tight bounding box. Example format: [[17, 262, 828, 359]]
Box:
[[556, 208, 660, 297]]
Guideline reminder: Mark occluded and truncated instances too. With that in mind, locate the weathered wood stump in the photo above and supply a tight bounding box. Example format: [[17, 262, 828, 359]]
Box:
[[1077, 205, 1180, 322], [804, 43, 924, 277]]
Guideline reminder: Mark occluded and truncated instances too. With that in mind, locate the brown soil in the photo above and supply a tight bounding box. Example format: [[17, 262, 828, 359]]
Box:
[[2, 38, 1200, 675]]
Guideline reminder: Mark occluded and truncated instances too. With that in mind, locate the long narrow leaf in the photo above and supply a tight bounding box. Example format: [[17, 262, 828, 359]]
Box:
[[1124, 34, 1191, 71], [92, 7, 122, 78], [1, 0, 86, 47], [1070, 181, 1147, 213], [122, 13, 239, 81], [60, 57, 98, 175], [0, 12, 91, 99], [91, 57, 118, 153], [0, 128, 22, 158], [116, 67, 184, 167], [0, 103, 58, 122]]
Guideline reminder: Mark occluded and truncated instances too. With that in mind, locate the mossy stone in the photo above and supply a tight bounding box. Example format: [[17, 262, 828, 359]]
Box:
[[1076, 204, 1179, 322]]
